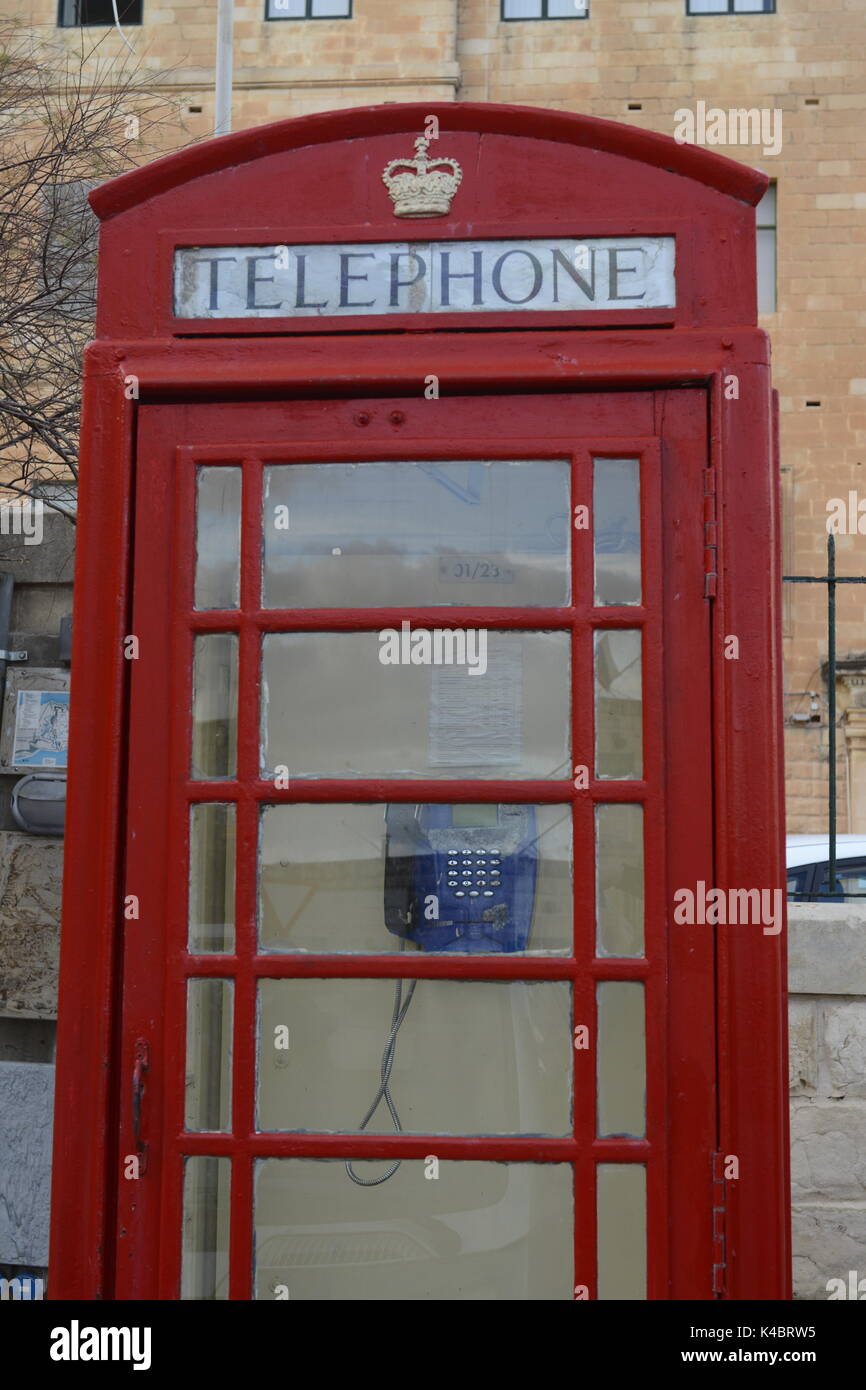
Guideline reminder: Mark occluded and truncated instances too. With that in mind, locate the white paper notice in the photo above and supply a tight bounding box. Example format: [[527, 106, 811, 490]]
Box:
[[428, 639, 523, 768]]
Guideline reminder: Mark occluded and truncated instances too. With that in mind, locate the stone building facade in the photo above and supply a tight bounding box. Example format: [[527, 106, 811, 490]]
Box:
[[19, 0, 865, 833], [2, 0, 864, 1297]]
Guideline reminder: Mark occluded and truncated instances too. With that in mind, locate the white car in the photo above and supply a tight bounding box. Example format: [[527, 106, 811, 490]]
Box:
[[786, 834, 866, 900]]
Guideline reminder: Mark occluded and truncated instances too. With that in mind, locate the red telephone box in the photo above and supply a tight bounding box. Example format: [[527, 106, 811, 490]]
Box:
[[50, 103, 789, 1301]]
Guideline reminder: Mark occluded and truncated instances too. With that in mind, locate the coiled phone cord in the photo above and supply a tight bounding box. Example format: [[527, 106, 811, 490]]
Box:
[[345, 973, 418, 1187]]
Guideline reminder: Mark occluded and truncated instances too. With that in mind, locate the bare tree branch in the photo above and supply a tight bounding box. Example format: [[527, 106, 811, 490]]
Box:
[[0, 17, 189, 521]]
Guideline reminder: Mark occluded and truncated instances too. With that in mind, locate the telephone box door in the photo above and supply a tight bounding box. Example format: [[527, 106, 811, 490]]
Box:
[[117, 385, 715, 1300]]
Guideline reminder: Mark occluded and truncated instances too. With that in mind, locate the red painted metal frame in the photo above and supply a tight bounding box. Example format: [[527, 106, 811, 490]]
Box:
[[154, 217, 689, 337], [50, 332, 789, 1301], [50, 102, 788, 1302], [88, 103, 765, 341], [91, 104, 766, 221], [105, 387, 713, 1302]]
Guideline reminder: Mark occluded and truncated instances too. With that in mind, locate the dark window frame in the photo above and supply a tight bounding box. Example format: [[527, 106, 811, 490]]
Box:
[[58, 0, 143, 25], [787, 866, 812, 900], [788, 857, 866, 902], [501, 0, 589, 20], [265, 0, 353, 19], [686, 0, 776, 14], [817, 857, 866, 900]]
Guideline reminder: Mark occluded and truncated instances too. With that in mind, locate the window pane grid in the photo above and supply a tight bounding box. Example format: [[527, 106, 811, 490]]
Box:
[[266, 0, 352, 17], [178, 442, 657, 1301], [58, 0, 143, 25], [502, 0, 589, 18], [687, 0, 775, 11]]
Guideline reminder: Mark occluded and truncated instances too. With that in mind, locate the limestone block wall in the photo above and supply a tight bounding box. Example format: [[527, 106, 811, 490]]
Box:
[[789, 902, 866, 1300], [0, 510, 72, 1280], [0, 1061, 54, 1268]]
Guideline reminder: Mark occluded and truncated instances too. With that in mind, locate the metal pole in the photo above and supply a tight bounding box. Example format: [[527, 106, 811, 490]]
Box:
[[827, 532, 837, 893], [214, 0, 234, 138], [784, 552, 866, 896]]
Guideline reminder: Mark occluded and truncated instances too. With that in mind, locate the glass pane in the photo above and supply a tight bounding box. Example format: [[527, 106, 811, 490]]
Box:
[[597, 1164, 646, 1300], [262, 631, 570, 779], [502, 0, 543, 15], [263, 459, 569, 609], [687, 0, 726, 11], [594, 629, 642, 779], [189, 803, 236, 953], [259, 801, 572, 954], [787, 870, 808, 898], [597, 982, 645, 1138], [254, 1158, 572, 1299], [267, 0, 305, 15], [757, 227, 776, 313], [818, 864, 866, 898], [756, 184, 776, 227], [181, 1156, 231, 1300], [595, 803, 644, 956], [312, 0, 352, 13], [191, 634, 238, 779], [547, 0, 584, 14], [185, 978, 234, 1132], [195, 467, 241, 610], [594, 458, 641, 605], [257, 978, 572, 1134]]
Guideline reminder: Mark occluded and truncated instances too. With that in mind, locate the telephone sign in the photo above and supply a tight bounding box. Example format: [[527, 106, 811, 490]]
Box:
[[50, 103, 789, 1301], [173, 235, 677, 318]]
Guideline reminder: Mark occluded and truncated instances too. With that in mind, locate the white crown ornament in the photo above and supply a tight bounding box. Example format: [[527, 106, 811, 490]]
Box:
[[382, 134, 463, 218]]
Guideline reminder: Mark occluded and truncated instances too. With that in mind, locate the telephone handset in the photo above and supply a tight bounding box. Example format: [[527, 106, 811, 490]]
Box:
[[383, 803, 538, 953]]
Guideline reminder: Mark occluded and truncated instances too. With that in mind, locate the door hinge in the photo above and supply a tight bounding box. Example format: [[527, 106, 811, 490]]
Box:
[[703, 466, 718, 599], [712, 1150, 727, 1297]]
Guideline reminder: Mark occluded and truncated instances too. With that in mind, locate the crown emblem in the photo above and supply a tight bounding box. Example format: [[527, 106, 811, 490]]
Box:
[[382, 134, 463, 218]]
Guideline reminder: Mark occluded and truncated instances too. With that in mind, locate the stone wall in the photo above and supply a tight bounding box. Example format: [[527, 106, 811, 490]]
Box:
[[0, 1061, 54, 1268], [789, 902, 866, 1300], [0, 509, 73, 1278]]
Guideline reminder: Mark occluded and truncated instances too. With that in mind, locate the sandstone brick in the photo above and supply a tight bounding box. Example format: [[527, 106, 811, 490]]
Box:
[[791, 1099, 866, 1200], [823, 1003, 866, 1099]]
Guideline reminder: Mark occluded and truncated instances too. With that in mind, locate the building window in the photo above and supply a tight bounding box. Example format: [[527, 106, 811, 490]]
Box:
[[266, 0, 352, 18], [757, 184, 776, 314], [58, 0, 143, 24], [502, 0, 588, 19], [687, 0, 775, 12]]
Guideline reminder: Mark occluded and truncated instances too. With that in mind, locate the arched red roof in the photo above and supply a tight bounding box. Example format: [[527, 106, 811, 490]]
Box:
[[90, 100, 767, 220]]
